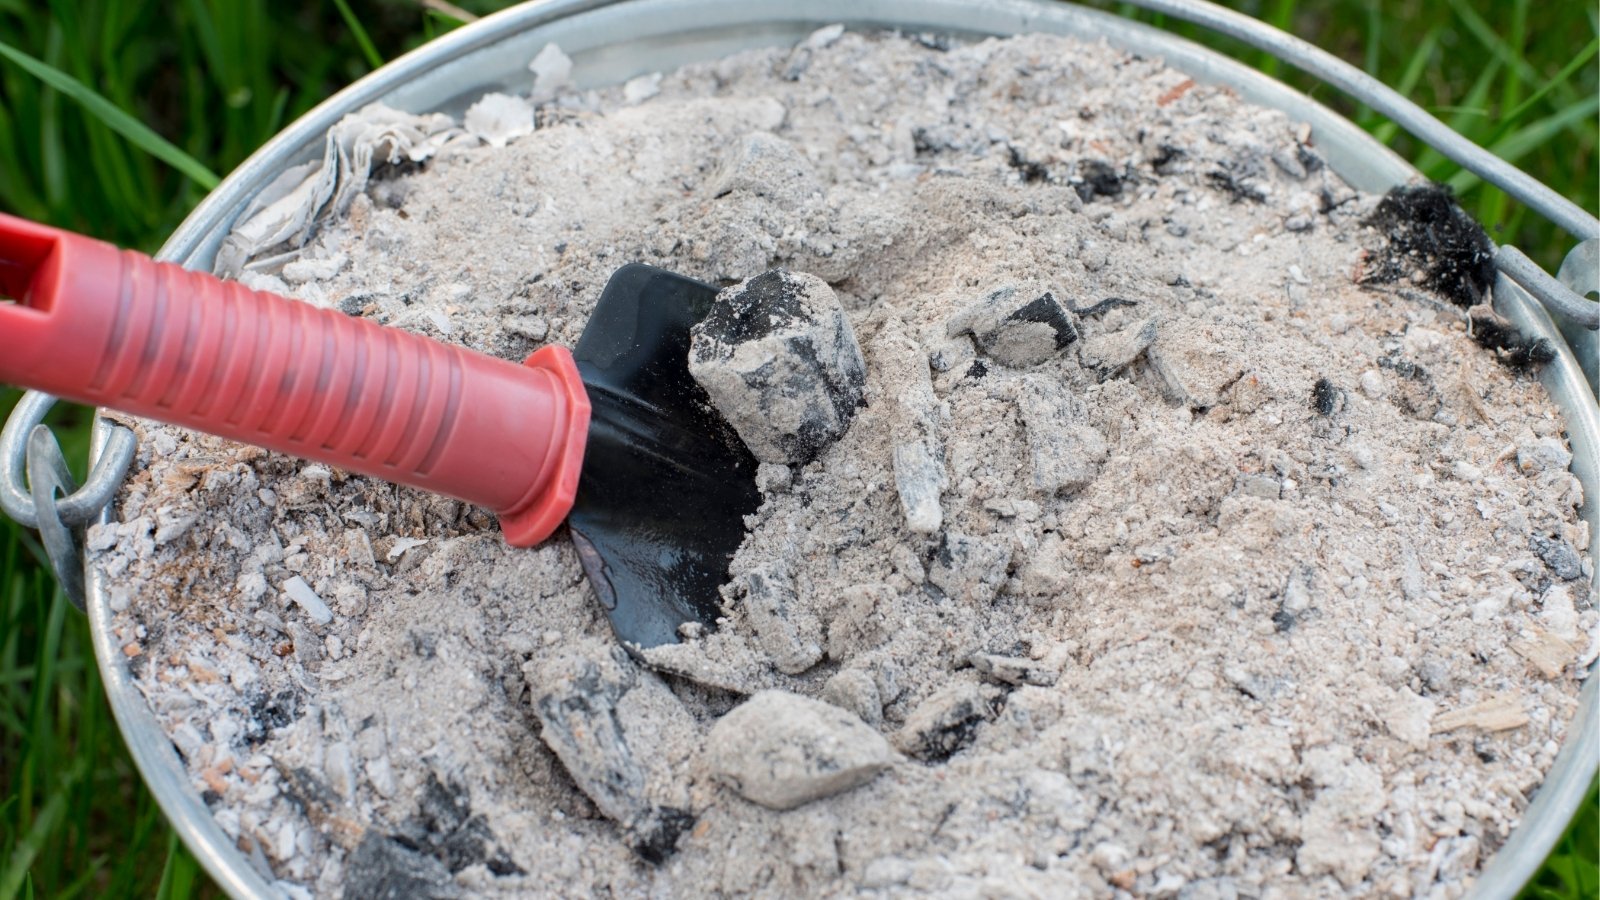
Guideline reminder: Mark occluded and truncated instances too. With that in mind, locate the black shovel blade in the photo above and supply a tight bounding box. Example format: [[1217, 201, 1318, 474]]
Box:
[[567, 264, 761, 650]]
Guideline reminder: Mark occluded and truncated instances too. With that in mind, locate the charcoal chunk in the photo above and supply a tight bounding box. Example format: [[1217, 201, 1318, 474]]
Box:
[[1146, 319, 1246, 409], [947, 285, 1079, 368], [1470, 310, 1557, 374], [875, 321, 946, 534], [1207, 154, 1269, 203], [928, 532, 1012, 604], [1311, 378, 1341, 416], [526, 642, 697, 862], [396, 773, 522, 876], [1531, 534, 1584, 581], [1362, 183, 1495, 308], [894, 681, 1002, 762], [1074, 159, 1124, 202], [971, 653, 1057, 687], [690, 269, 867, 465], [1079, 316, 1157, 376], [893, 442, 945, 534], [345, 833, 461, 900]]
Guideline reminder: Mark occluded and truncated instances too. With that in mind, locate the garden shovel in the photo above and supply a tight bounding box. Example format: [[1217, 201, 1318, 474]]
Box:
[[0, 213, 759, 649]]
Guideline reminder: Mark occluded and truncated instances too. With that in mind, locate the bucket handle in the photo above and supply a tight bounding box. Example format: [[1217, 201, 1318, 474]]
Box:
[[1122, 0, 1599, 334], [0, 391, 136, 609]]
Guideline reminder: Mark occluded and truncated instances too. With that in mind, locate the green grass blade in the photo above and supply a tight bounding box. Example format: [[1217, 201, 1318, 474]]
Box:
[[330, 0, 383, 71], [1447, 94, 1600, 195], [154, 832, 200, 900], [1444, 0, 1547, 101], [0, 770, 73, 900], [1497, 37, 1600, 135], [0, 38, 219, 190], [1373, 27, 1441, 145]]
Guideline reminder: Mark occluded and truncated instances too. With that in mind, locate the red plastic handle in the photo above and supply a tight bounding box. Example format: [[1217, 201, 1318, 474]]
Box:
[[0, 213, 588, 547]]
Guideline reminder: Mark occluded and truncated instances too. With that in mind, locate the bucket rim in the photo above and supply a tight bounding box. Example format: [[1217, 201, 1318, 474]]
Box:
[[72, 2, 1595, 897]]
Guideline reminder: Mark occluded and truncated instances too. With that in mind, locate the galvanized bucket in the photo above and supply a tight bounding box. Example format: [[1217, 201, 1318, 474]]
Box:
[[4, 0, 1595, 896]]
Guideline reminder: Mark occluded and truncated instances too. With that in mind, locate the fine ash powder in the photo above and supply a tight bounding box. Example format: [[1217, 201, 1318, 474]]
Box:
[[90, 29, 1595, 899]]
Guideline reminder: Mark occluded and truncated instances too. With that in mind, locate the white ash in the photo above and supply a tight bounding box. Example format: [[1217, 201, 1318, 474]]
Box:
[[91, 28, 1593, 899]]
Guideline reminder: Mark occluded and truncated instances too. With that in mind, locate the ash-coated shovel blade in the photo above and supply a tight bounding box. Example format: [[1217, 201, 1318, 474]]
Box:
[[567, 264, 761, 650]]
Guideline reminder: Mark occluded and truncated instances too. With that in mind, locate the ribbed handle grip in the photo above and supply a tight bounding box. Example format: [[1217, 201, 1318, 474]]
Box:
[[0, 213, 588, 546]]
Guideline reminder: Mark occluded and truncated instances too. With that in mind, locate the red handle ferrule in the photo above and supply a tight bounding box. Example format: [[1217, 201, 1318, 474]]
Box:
[[0, 213, 588, 547]]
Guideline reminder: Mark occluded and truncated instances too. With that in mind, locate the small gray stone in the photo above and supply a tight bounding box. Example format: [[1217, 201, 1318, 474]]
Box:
[[822, 669, 884, 725], [1517, 438, 1573, 474], [971, 653, 1058, 687], [877, 321, 946, 534], [1146, 320, 1246, 409], [1270, 146, 1308, 180], [947, 285, 1080, 368], [689, 269, 867, 465], [755, 462, 792, 493], [707, 690, 892, 810], [706, 132, 819, 205], [1234, 474, 1281, 500], [892, 441, 944, 534], [1079, 317, 1157, 374], [1014, 375, 1108, 495], [742, 565, 823, 674], [928, 532, 1012, 604], [1530, 534, 1584, 581], [894, 681, 1002, 761]]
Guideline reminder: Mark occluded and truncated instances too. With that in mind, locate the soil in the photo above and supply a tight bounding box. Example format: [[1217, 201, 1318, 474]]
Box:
[[90, 28, 1595, 900]]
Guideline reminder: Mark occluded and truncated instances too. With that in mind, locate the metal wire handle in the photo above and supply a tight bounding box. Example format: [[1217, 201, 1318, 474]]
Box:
[[1, 0, 1596, 614], [1124, 0, 1599, 331], [0, 391, 136, 609]]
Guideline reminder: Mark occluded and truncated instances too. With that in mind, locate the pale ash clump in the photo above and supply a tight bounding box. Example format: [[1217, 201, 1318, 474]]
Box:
[[91, 28, 1592, 900]]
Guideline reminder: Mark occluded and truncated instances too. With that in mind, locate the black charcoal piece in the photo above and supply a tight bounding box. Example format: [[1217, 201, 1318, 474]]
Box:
[[244, 689, 304, 744], [893, 682, 1002, 762], [1207, 154, 1269, 203], [1006, 144, 1050, 183], [1362, 184, 1495, 308], [631, 808, 696, 865], [1074, 159, 1123, 202], [1072, 296, 1138, 319], [345, 834, 462, 900], [946, 285, 1080, 368], [1470, 310, 1557, 374], [398, 773, 522, 876], [1377, 355, 1442, 421], [1311, 378, 1340, 416], [1530, 534, 1584, 581], [529, 644, 697, 862], [1150, 143, 1185, 175], [689, 269, 867, 466]]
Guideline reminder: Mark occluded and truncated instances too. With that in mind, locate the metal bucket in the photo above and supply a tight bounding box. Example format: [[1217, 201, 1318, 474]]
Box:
[[46, 0, 1600, 895]]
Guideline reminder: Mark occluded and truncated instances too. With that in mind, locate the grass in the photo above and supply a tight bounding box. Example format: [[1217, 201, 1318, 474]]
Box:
[[0, 1, 1594, 896]]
